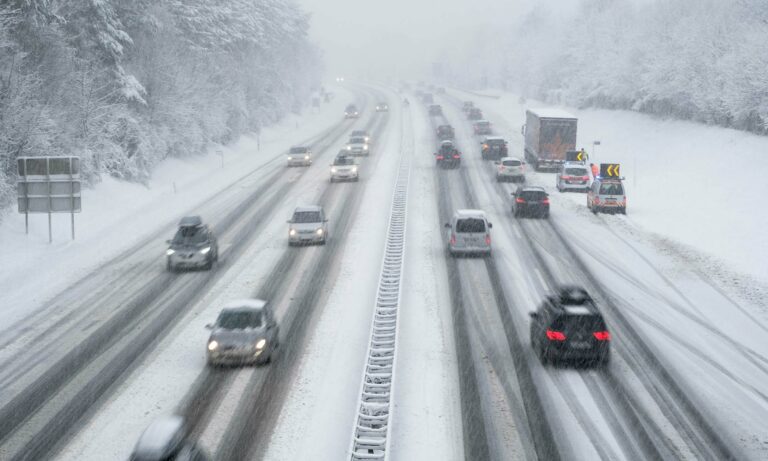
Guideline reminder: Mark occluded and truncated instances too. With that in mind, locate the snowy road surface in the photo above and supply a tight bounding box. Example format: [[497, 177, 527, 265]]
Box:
[[0, 82, 765, 460]]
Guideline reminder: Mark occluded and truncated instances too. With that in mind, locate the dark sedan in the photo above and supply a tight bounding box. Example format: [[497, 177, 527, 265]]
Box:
[[511, 186, 550, 218]]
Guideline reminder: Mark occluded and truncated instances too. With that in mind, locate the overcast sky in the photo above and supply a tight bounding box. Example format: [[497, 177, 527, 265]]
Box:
[[295, 0, 536, 81]]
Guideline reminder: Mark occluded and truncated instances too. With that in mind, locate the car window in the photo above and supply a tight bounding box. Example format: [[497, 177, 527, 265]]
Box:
[[565, 168, 587, 176], [217, 310, 264, 329], [599, 183, 624, 195], [289, 147, 307, 154], [349, 137, 366, 144], [351, 131, 365, 136], [172, 226, 208, 245], [455, 218, 486, 233], [334, 157, 355, 165], [292, 211, 321, 223], [551, 314, 605, 333], [503, 160, 521, 166], [520, 190, 547, 200]]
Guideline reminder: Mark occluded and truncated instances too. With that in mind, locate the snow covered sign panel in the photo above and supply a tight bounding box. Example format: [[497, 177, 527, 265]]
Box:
[[17, 156, 81, 241]]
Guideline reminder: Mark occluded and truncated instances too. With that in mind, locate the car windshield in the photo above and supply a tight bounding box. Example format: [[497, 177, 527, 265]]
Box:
[[171, 226, 207, 245], [292, 211, 321, 223], [334, 157, 355, 165], [565, 168, 587, 176], [487, 139, 504, 145], [217, 310, 263, 329], [351, 131, 366, 136], [520, 190, 547, 200], [477, 122, 490, 127], [455, 218, 486, 233], [349, 137, 366, 144], [346, 106, 357, 111], [503, 160, 522, 166], [289, 147, 308, 154], [599, 182, 624, 195]]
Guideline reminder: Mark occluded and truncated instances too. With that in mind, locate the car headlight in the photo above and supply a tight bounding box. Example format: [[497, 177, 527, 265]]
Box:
[[316, 228, 324, 235], [208, 340, 218, 351], [365, 137, 370, 142], [351, 166, 358, 173], [289, 228, 297, 236], [304, 155, 310, 160], [200, 247, 211, 255], [287, 156, 293, 160], [331, 167, 337, 173], [255, 339, 266, 350], [363, 144, 369, 150], [346, 146, 351, 150], [166, 249, 175, 256]]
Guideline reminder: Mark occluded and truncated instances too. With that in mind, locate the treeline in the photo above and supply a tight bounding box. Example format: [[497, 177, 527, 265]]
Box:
[[0, 0, 320, 209], [450, 0, 768, 134]]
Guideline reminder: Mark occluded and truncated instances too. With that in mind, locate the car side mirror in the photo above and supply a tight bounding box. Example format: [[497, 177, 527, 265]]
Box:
[[511, 192, 516, 196], [494, 161, 500, 165], [444, 223, 451, 228], [205, 323, 213, 330], [488, 222, 493, 229], [529, 312, 538, 319]]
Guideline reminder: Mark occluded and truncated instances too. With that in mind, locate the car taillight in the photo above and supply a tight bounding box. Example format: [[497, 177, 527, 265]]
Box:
[[582, 176, 589, 181], [542, 198, 550, 205], [622, 196, 627, 205], [515, 197, 525, 203], [453, 154, 460, 159], [594, 197, 600, 204], [546, 330, 566, 341], [485, 234, 491, 245], [436, 155, 444, 160], [450, 233, 456, 245], [593, 331, 611, 341], [561, 175, 571, 180]]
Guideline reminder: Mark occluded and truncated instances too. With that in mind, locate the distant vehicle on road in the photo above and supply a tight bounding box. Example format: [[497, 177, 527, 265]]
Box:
[[473, 120, 492, 135], [330, 154, 359, 182], [166, 216, 218, 272], [434, 140, 461, 169], [529, 286, 610, 367], [345, 104, 360, 118], [511, 186, 550, 218], [375, 102, 389, 112], [130, 416, 210, 461], [345, 136, 370, 156], [421, 93, 434, 104], [587, 177, 626, 214], [495, 157, 526, 183], [206, 299, 279, 366], [480, 136, 506, 160], [445, 209, 492, 257], [467, 107, 483, 120], [556, 162, 590, 192], [436, 124, 455, 141], [428, 104, 443, 116], [462, 101, 475, 113], [436, 87, 446, 94], [287, 146, 312, 167], [287, 206, 328, 245], [350, 130, 371, 143], [522, 108, 577, 171]]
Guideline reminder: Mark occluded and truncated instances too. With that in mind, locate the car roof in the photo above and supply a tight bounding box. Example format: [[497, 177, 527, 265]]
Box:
[[221, 299, 267, 311], [132, 416, 184, 459], [294, 205, 323, 213], [519, 186, 547, 193], [454, 209, 487, 219], [485, 136, 504, 141], [563, 161, 587, 167], [290, 145, 309, 150], [475, 119, 490, 124], [528, 108, 577, 119], [178, 216, 203, 227]]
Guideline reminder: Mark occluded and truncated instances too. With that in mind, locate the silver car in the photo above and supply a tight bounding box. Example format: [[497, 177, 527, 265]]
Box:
[[556, 162, 590, 192], [206, 300, 279, 366], [288, 205, 328, 245], [130, 416, 210, 461], [445, 209, 493, 257], [495, 157, 526, 182], [166, 216, 218, 272], [287, 146, 312, 167], [351, 130, 371, 143], [345, 136, 370, 156], [330, 154, 359, 182]]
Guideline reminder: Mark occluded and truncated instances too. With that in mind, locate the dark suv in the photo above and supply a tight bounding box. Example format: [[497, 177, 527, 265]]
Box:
[[511, 186, 550, 218], [481, 136, 507, 160], [529, 286, 610, 367], [428, 104, 443, 116], [467, 107, 483, 120]]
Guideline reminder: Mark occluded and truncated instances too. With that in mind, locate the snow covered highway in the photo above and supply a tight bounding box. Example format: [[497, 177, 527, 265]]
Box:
[[0, 83, 766, 461]]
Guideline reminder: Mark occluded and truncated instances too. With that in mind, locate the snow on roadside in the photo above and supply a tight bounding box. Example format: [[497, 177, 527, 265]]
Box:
[[0, 86, 352, 329]]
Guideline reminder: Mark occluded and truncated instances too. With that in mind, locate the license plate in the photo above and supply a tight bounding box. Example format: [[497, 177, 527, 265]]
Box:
[[569, 341, 590, 349]]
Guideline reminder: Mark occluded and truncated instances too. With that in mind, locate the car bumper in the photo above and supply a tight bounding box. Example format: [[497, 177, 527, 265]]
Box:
[[289, 232, 325, 243], [515, 205, 549, 217], [559, 181, 589, 190], [349, 149, 369, 156], [331, 171, 359, 181], [287, 159, 311, 166], [449, 245, 491, 256], [544, 343, 609, 362], [208, 347, 269, 365], [437, 159, 460, 168], [168, 253, 209, 268]]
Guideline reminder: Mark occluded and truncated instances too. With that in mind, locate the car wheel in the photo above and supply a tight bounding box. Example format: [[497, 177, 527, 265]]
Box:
[[166, 259, 174, 272], [204, 258, 213, 270]]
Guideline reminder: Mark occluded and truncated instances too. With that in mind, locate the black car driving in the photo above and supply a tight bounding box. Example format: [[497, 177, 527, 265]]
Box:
[[529, 286, 611, 367], [511, 186, 550, 218], [435, 140, 461, 169]]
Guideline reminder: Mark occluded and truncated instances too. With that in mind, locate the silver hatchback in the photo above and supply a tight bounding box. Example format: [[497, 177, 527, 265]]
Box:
[[556, 162, 590, 192], [495, 157, 526, 182], [288, 205, 329, 245], [206, 300, 279, 366], [445, 209, 493, 257]]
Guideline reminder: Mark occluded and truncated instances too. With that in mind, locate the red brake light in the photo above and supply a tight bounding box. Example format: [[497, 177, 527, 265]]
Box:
[[546, 330, 566, 341], [450, 233, 456, 245], [561, 175, 571, 180], [582, 176, 589, 181], [436, 155, 444, 160], [485, 234, 491, 245], [453, 154, 460, 159], [515, 197, 525, 203], [543, 198, 550, 205], [593, 331, 611, 341]]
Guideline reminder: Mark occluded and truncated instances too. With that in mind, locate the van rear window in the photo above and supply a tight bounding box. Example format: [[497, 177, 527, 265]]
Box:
[[599, 183, 624, 195], [455, 218, 486, 233], [503, 160, 521, 167]]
